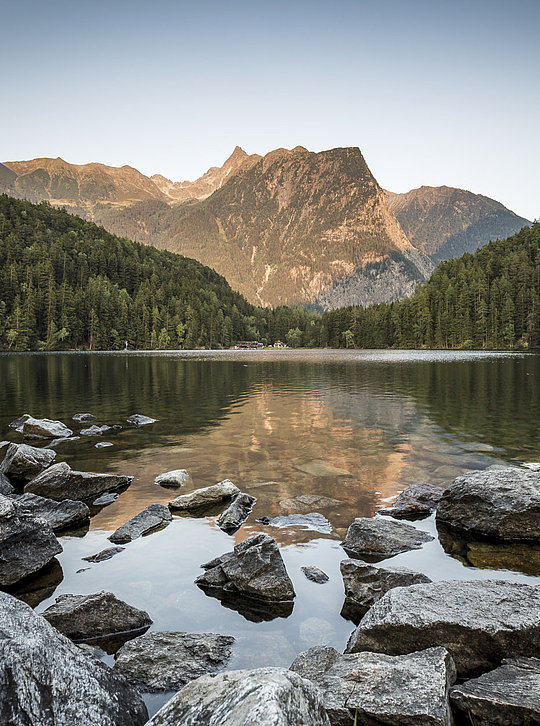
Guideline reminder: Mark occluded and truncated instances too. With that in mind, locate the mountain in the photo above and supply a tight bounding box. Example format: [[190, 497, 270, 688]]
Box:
[[386, 186, 531, 264]]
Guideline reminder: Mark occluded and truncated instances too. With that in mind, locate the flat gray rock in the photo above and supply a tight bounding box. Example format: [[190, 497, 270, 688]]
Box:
[[346, 579, 540, 677], [42, 591, 153, 642], [13, 492, 90, 532], [114, 631, 235, 692], [72, 412, 97, 422], [93, 492, 119, 506], [0, 442, 56, 483], [0, 493, 62, 586], [109, 503, 172, 544], [258, 512, 332, 533], [379, 483, 445, 520], [450, 657, 540, 725], [218, 492, 257, 533], [127, 414, 157, 426], [155, 469, 190, 488], [25, 461, 133, 501], [22, 416, 73, 440], [341, 516, 433, 560], [80, 424, 111, 436], [146, 667, 330, 726], [436, 468, 540, 541], [290, 646, 456, 726], [0, 472, 15, 495], [169, 479, 239, 512], [0, 591, 148, 726], [301, 566, 329, 583], [83, 546, 125, 563]]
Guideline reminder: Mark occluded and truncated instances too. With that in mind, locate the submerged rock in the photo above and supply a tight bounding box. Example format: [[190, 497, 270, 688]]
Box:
[[450, 657, 540, 725], [114, 631, 235, 692], [346, 579, 540, 677], [379, 482, 445, 520], [109, 503, 172, 544], [279, 494, 342, 515], [80, 424, 111, 436], [42, 591, 153, 642], [217, 492, 257, 533], [22, 416, 73, 440], [13, 493, 90, 532], [436, 468, 540, 541], [83, 546, 125, 563], [0, 442, 56, 483], [25, 461, 133, 501], [341, 516, 433, 560], [301, 566, 329, 584], [146, 667, 330, 726], [0, 493, 62, 586], [290, 645, 456, 726], [155, 469, 190, 488], [72, 412, 97, 422], [258, 512, 332, 533], [0, 591, 148, 726], [126, 414, 157, 426], [0, 472, 15, 495], [93, 492, 119, 506], [169, 479, 239, 512]]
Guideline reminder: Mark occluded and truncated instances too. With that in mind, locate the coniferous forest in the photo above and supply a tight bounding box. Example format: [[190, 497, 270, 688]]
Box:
[[0, 193, 537, 351]]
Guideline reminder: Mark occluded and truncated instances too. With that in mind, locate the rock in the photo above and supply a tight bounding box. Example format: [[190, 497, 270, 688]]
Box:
[[436, 468, 540, 541], [72, 412, 97, 422], [146, 667, 330, 726], [379, 482, 445, 520], [450, 657, 540, 725], [341, 516, 433, 560], [290, 646, 456, 726], [0, 493, 62, 586], [95, 441, 113, 448], [217, 492, 257, 533], [126, 414, 157, 426], [0, 440, 9, 449], [301, 566, 329, 583], [42, 591, 153, 642], [340, 558, 431, 619], [114, 631, 235, 692], [295, 459, 351, 477], [83, 546, 125, 563], [0, 472, 15, 495], [25, 461, 133, 501], [0, 442, 56, 483], [279, 493, 341, 514], [9, 412, 32, 432], [12, 493, 90, 532], [109, 503, 172, 544], [346, 579, 540, 677], [93, 492, 119, 506], [155, 469, 190, 488], [22, 416, 73, 440], [522, 462, 540, 472], [258, 512, 332, 533], [169, 479, 240, 512], [0, 591, 148, 726], [9, 557, 64, 608], [80, 424, 111, 436]]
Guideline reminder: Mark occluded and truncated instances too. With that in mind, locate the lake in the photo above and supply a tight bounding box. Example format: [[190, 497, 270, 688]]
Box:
[[1, 349, 539, 716]]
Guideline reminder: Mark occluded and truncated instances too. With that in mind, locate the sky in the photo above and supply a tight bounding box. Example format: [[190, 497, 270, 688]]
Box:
[[2, 0, 539, 220]]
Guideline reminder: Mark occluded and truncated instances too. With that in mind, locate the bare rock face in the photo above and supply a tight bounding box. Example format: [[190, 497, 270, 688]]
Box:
[[146, 667, 330, 726], [450, 657, 540, 726], [346, 580, 540, 677], [109, 503, 172, 544], [13, 492, 90, 532], [42, 591, 153, 642], [155, 469, 190, 488], [0, 442, 56, 483], [379, 483, 445, 520], [290, 645, 456, 726], [25, 461, 133, 501], [0, 591, 148, 726], [0, 493, 62, 586], [341, 516, 433, 560], [22, 416, 73, 440], [217, 492, 257, 533], [126, 414, 157, 426], [114, 631, 235, 692], [436, 468, 540, 541], [169, 479, 239, 512]]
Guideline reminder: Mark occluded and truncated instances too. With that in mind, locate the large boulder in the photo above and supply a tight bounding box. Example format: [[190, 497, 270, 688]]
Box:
[[0, 442, 56, 483], [436, 468, 540, 541], [379, 483, 445, 520], [155, 469, 190, 488], [0, 591, 148, 726], [114, 631, 235, 692], [109, 503, 172, 544], [450, 657, 540, 725], [146, 667, 330, 726], [341, 516, 433, 560], [0, 494, 62, 586], [346, 579, 540, 677], [25, 461, 133, 501], [217, 492, 257, 533], [169, 479, 239, 512], [13, 492, 90, 532], [42, 591, 153, 642], [290, 645, 456, 726], [22, 416, 73, 440], [340, 558, 431, 620]]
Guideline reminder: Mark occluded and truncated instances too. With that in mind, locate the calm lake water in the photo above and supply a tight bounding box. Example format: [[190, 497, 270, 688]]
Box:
[[1, 349, 539, 715]]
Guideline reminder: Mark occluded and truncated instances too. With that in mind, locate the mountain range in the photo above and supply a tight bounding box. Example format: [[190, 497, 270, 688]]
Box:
[[1, 147, 530, 309]]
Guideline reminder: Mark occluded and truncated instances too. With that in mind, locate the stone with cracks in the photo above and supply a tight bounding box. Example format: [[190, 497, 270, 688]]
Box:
[[0, 493, 62, 586], [169, 479, 239, 512], [346, 579, 540, 677], [450, 657, 540, 726], [25, 461, 133, 501], [155, 469, 190, 488], [72, 412, 97, 422], [290, 645, 456, 726], [13, 492, 90, 532], [126, 414, 157, 426], [0, 590, 148, 726], [146, 667, 330, 726], [341, 516, 433, 560], [22, 416, 73, 440], [109, 503, 172, 544], [114, 631, 235, 692], [42, 591, 153, 642], [379, 482, 445, 520], [436, 468, 540, 541], [218, 492, 257, 533], [301, 566, 329, 583], [0, 442, 56, 483]]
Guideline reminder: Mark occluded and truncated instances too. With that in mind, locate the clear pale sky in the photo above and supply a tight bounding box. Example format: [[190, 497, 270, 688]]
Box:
[[2, 0, 538, 220]]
